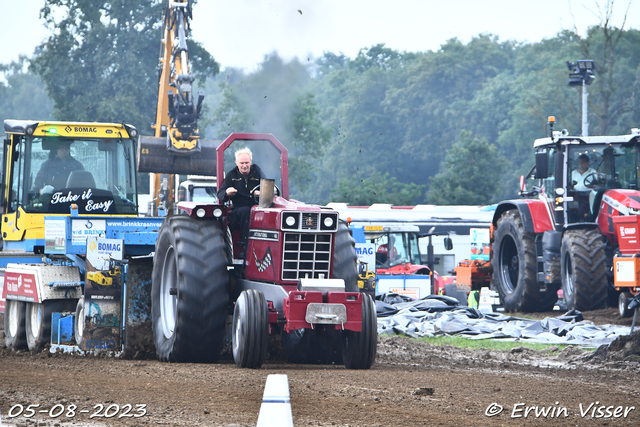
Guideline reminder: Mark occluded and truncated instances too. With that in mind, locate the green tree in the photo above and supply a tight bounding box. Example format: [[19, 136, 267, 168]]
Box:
[[288, 93, 331, 196], [331, 172, 424, 206], [427, 132, 506, 205], [1, 57, 53, 124], [210, 54, 330, 200], [31, 0, 218, 133]]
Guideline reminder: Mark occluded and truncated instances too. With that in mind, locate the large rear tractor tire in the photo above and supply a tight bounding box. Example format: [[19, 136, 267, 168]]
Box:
[[151, 216, 230, 363], [4, 299, 27, 350], [342, 293, 377, 369], [232, 289, 269, 368], [333, 220, 359, 293], [26, 300, 74, 352], [492, 210, 556, 312], [561, 229, 608, 311], [281, 221, 360, 364]]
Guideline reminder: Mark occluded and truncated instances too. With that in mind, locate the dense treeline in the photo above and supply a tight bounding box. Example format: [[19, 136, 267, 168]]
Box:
[[1, 0, 639, 206]]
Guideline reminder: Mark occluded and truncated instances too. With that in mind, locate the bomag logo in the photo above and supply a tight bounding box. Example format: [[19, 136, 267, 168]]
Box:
[[74, 126, 97, 133]]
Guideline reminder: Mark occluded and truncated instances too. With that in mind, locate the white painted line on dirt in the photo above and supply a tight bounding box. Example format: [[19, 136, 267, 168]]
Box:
[[257, 374, 293, 427]]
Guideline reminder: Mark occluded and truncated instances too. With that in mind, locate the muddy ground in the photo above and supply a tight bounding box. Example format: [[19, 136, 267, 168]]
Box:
[[1, 308, 639, 427]]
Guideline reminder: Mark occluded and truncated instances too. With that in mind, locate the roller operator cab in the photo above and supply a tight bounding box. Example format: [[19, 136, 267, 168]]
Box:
[[151, 132, 377, 369], [491, 119, 640, 315], [1, 120, 139, 247]]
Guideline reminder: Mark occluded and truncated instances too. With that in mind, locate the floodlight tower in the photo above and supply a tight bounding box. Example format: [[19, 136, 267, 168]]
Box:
[[567, 60, 596, 136]]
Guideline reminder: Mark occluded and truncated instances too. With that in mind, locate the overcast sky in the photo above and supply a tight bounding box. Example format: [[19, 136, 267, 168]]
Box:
[[0, 0, 637, 72]]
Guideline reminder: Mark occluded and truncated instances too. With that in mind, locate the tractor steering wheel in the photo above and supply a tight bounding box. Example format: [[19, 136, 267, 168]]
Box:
[[583, 172, 604, 188], [250, 184, 281, 202]]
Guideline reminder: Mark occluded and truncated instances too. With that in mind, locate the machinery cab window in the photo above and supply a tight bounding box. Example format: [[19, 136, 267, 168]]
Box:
[[566, 144, 639, 222], [374, 232, 421, 268], [11, 135, 138, 215]]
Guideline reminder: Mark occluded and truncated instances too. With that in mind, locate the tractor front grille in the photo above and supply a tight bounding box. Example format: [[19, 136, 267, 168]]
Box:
[[301, 213, 319, 230], [282, 233, 332, 281]]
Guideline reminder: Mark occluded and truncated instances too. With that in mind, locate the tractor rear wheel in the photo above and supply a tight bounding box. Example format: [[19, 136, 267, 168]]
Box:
[[4, 299, 27, 350], [26, 300, 73, 352], [281, 221, 359, 364], [232, 289, 269, 368], [492, 210, 554, 312], [561, 229, 608, 311], [151, 216, 229, 362], [333, 221, 359, 293], [342, 293, 377, 369]]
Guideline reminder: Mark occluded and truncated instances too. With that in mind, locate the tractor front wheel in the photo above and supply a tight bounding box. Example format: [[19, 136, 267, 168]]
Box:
[[151, 216, 229, 362], [232, 289, 269, 369]]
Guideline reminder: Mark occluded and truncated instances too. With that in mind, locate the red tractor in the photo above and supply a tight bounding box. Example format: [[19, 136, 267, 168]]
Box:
[[146, 133, 377, 368], [491, 117, 640, 315]]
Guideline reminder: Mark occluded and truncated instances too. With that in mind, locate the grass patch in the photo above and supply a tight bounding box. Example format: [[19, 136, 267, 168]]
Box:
[[414, 335, 574, 353]]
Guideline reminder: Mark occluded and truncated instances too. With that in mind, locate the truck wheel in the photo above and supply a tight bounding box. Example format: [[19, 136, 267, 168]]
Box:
[[26, 300, 75, 352], [618, 292, 633, 318], [4, 300, 27, 350], [75, 297, 84, 347], [492, 210, 547, 312], [561, 229, 607, 311], [342, 293, 377, 369], [152, 216, 229, 362], [232, 289, 268, 368]]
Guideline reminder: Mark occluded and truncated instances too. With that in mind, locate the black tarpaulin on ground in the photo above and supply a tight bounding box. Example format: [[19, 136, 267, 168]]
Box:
[[375, 293, 630, 346]]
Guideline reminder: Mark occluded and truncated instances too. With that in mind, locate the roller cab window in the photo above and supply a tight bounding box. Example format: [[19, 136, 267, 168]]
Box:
[[15, 136, 138, 215]]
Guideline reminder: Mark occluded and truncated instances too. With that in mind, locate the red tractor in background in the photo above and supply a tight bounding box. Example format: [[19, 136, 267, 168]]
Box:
[[491, 117, 640, 316], [141, 133, 377, 368]]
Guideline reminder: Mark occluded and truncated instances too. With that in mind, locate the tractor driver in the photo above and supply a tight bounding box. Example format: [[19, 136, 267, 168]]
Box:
[[571, 153, 597, 191], [217, 147, 265, 257], [33, 140, 84, 195]]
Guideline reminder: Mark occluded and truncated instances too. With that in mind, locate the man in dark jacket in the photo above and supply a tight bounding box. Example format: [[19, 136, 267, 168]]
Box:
[[217, 147, 264, 256], [33, 140, 84, 194]]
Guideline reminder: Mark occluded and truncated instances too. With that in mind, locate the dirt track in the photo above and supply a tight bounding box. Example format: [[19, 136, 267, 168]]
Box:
[[1, 309, 639, 427]]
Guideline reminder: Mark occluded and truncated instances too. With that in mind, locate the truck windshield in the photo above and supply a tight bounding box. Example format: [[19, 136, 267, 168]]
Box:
[[13, 136, 138, 215], [376, 232, 412, 268]]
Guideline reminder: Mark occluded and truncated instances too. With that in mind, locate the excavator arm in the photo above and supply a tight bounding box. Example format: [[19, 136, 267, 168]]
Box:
[[138, 0, 217, 215]]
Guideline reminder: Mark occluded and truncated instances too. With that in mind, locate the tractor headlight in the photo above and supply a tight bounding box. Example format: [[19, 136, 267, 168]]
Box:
[[196, 208, 206, 218], [282, 212, 299, 230], [320, 213, 338, 231], [213, 208, 223, 218]]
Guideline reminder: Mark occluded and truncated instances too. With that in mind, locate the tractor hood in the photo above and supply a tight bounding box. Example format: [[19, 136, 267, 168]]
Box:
[[600, 189, 640, 216]]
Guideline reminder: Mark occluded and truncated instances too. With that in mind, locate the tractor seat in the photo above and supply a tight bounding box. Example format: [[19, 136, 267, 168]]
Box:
[[66, 170, 96, 188]]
